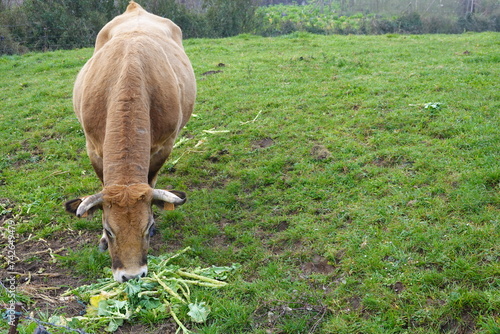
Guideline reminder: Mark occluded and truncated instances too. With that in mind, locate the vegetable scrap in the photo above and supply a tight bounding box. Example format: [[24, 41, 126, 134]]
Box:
[[55, 247, 239, 333]]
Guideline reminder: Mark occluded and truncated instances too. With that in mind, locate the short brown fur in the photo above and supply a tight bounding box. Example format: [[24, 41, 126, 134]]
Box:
[[73, 1, 195, 187], [102, 184, 153, 208], [68, 1, 195, 281]]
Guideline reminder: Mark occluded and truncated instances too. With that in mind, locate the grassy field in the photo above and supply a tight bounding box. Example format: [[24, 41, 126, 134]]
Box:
[[1, 32, 499, 333]]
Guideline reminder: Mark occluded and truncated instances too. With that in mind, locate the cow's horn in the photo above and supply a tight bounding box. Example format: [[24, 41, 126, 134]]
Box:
[[76, 193, 104, 217], [152, 189, 185, 205]]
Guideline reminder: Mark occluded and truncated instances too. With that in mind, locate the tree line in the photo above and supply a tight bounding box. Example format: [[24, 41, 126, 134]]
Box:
[[0, 0, 498, 55], [0, 0, 261, 54]]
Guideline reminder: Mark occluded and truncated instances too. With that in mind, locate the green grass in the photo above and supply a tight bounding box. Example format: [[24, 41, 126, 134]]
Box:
[[1, 32, 499, 333]]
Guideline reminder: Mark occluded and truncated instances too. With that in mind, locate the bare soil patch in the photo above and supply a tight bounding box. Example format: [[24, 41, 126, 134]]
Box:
[[252, 137, 274, 150], [1, 228, 95, 317], [117, 322, 178, 334]]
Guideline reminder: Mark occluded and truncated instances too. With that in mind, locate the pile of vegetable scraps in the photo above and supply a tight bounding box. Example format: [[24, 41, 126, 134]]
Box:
[[55, 247, 239, 333]]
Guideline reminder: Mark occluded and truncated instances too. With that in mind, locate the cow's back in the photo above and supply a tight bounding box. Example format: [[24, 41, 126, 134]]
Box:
[[73, 2, 195, 184], [94, 1, 184, 53]]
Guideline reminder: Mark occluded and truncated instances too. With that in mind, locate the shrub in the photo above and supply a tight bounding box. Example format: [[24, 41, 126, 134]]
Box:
[[492, 15, 500, 31], [422, 15, 460, 34], [0, 4, 29, 54], [397, 12, 423, 34], [0, 25, 28, 55], [369, 16, 398, 34], [141, 0, 207, 38], [0, 0, 115, 51], [458, 13, 494, 32], [204, 0, 258, 37]]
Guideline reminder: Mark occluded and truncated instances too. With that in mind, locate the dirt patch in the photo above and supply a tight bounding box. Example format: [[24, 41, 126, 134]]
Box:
[[390, 281, 405, 294], [371, 156, 414, 169], [252, 137, 274, 150], [301, 255, 335, 275], [348, 296, 362, 311], [275, 220, 289, 232], [117, 322, 178, 334], [1, 198, 99, 319], [1, 228, 96, 317], [206, 148, 230, 163], [201, 70, 223, 76], [440, 311, 477, 334], [253, 297, 328, 334], [310, 144, 332, 161]]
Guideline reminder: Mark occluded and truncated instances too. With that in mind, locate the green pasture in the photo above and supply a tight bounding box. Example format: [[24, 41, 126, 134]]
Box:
[[1, 32, 499, 333]]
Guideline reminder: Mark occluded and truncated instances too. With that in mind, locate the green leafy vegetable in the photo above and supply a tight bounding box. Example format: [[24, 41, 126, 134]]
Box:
[[61, 247, 238, 333], [187, 302, 210, 323]]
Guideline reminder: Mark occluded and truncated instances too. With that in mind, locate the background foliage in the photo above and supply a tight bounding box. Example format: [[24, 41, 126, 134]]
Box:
[[0, 0, 499, 54]]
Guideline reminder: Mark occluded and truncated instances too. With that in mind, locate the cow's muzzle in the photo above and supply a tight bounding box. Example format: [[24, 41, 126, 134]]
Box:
[[113, 265, 148, 282]]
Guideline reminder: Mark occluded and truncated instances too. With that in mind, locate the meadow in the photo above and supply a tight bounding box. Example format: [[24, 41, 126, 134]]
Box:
[[1, 32, 499, 333]]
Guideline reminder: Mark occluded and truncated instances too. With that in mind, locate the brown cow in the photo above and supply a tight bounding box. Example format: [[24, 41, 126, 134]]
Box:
[[65, 1, 196, 282]]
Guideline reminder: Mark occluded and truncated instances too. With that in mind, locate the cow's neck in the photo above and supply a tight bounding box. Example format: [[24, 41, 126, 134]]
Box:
[[102, 84, 151, 187]]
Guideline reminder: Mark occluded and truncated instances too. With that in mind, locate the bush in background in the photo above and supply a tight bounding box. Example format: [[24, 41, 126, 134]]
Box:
[[0, 2, 29, 54], [458, 12, 495, 32], [0, 0, 116, 52], [204, 0, 258, 37], [396, 12, 423, 33], [421, 15, 461, 34], [0, 25, 28, 54], [127, 0, 208, 38]]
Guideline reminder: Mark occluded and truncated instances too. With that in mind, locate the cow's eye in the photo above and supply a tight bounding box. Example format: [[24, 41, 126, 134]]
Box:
[[147, 223, 155, 238], [105, 228, 114, 239]]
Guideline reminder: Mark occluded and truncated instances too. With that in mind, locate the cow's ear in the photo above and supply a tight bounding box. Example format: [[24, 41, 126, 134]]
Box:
[[152, 190, 187, 211], [65, 196, 102, 218], [65, 198, 83, 215]]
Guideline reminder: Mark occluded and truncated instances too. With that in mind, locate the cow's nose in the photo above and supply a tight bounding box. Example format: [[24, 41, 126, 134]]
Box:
[[121, 271, 146, 282], [114, 266, 148, 282]]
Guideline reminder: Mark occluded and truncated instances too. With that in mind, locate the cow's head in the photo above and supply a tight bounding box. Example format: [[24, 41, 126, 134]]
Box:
[[65, 184, 186, 282]]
